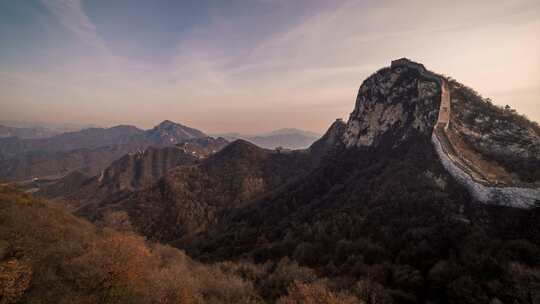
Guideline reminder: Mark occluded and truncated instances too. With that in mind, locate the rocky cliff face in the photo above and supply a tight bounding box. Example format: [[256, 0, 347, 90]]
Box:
[[342, 63, 440, 148], [308, 118, 346, 161], [97, 146, 198, 192], [341, 58, 540, 208], [35, 146, 198, 208]]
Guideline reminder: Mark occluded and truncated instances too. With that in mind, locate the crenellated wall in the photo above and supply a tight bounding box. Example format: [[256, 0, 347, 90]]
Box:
[[432, 131, 540, 208], [436, 82, 451, 129], [410, 58, 540, 208]]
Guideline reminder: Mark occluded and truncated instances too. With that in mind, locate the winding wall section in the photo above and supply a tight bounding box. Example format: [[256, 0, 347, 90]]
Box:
[[391, 58, 540, 208]]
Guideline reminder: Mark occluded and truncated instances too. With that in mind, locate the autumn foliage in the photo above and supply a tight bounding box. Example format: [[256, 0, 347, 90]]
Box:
[[0, 186, 262, 303], [0, 186, 367, 303]]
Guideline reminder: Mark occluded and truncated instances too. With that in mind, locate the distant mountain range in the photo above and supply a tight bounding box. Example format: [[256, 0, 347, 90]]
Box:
[[0, 120, 208, 157], [0, 124, 61, 139], [215, 128, 321, 149], [0, 120, 321, 182], [0, 120, 222, 181], [0, 120, 99, 134]]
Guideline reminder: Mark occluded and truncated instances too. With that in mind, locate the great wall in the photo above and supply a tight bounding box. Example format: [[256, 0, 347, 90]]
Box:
[[390, 58, 540, 208]]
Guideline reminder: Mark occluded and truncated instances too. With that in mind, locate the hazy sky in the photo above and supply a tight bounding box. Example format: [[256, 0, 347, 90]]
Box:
[[0, 0, 539, 133]]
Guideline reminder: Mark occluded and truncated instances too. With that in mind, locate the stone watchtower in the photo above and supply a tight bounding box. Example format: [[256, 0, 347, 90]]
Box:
[[391, 58, 450, 130]]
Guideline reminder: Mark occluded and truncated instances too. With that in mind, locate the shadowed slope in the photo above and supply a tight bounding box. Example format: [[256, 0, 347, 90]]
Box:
[[76, 139, 317, 243]]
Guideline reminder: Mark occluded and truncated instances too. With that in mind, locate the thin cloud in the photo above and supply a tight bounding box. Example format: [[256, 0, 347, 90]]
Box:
[[40, 0, 112, 60]]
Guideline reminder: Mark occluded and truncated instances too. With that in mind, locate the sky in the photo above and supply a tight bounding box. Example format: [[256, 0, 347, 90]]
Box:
[[0, 0, 539, 134]]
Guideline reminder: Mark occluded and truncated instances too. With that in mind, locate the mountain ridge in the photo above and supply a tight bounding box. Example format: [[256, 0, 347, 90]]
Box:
[[0, 120, 210, 181], [63, 124, 346, 245], [36, 137, 230, 209]]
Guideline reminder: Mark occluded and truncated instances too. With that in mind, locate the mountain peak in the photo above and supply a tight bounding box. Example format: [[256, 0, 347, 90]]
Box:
[[342, 58, 442, 148], [203, 139, 268, 168], [390, 57, 427, 70], [219, 139, 264, 155], [309, 118, 346, 159], [155, 120, 182, 129], [339, 59, 540, 207], [147, 120, 207, 144]]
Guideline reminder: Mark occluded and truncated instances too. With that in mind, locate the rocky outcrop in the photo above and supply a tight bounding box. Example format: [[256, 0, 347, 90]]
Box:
[[96, 146, 199, 192], [342, 58, 441, 148], [308, 118, 346, 160], [342, 58, 540, 208]]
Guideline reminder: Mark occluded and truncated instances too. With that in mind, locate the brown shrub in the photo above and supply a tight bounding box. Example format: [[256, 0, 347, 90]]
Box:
[[277, 281, 362, 304], [0, 259, 32, 304], [353, 280, 393, 304], [0, 186, 262, 304]]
